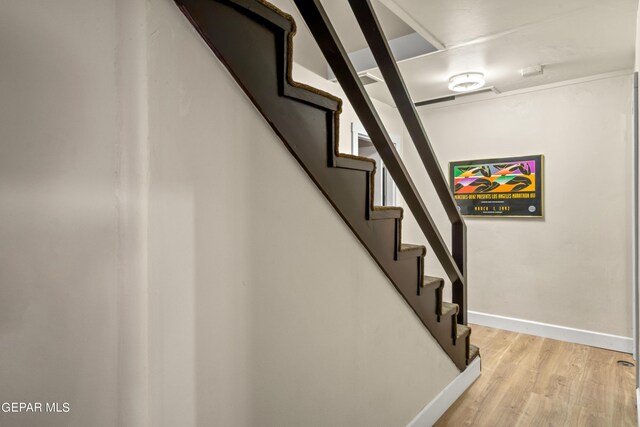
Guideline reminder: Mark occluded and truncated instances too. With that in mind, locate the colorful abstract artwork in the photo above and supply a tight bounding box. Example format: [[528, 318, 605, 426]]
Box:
[[449, 155, 543, 217]]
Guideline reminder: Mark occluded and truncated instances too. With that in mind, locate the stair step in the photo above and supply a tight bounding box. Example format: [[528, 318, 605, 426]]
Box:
[[422, 275, 444, 289], [396, 243, 426, 260], [468, 344, 480, 364], [334, 155, 375, 171], [454, 324, 471, 344], [369, 206, 403, 220], [439, 301, 459, 320]]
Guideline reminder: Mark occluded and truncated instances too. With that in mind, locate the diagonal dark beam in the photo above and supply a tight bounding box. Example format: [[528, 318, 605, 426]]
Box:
[[347, 0, 463, 226], [291, 0, 464, 288], [348, 0, 468, 323]]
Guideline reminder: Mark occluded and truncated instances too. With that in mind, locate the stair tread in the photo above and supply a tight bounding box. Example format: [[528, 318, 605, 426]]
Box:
[[468, 344, 480, 363], [338, 153, 372, 162], [334, 154, 375, 171], [422, 275, 444, 288], [440, 301, 459, 317], [399, 243, 426, 252], [369, 206, 403, 220], [456, 324, 471, 340], [396, 243, 426, 260]]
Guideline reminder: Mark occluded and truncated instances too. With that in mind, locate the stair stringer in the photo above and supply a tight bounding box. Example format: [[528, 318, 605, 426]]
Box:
[[174, 0, 472, 370]]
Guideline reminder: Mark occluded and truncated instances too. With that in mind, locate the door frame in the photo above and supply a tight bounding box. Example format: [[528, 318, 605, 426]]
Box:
[[351, 122, 402, 207]]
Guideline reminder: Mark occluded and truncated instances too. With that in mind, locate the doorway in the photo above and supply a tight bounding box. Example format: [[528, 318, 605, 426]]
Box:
[[351, 122, 398, 207]]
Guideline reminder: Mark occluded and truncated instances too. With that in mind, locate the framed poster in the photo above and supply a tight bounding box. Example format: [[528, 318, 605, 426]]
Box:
[[449, 154, 544, 218]]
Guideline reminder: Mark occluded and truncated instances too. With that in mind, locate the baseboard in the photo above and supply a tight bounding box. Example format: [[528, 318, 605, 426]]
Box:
[[407, 357, 481, 427], [468, 310, 633, 354], [636, 388, 640, 427]]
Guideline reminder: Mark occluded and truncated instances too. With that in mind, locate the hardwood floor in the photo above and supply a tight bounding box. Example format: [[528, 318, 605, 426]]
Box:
[[435, 325, 637, 426]]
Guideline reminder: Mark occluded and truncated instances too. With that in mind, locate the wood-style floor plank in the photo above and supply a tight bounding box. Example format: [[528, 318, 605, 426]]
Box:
[[435, 325, 636, 427]]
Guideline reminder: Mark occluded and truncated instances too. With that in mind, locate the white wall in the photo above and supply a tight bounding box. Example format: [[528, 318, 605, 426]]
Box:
[[146, 1, 458, 426], [0, 1, 134, 426], [400, 75, 633, 337], [0, 1, 150, 426], [0, 1, 462, 426], [291, 64, 405, 154]]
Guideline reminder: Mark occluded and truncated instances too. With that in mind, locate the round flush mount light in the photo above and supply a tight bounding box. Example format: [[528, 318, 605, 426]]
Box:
[[448, 72, 485, 93]]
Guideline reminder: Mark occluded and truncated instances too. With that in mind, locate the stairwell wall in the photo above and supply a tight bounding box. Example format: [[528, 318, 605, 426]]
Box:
[[0, 0, 149, 426], [146, 1, 458, 426], [290, 64, 406, 154], [401, 74, 633, 339], [0, 1, 462, 425]]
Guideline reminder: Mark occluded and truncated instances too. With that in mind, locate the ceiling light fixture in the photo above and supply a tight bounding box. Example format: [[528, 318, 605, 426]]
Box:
[[448, 72, 485, 93]]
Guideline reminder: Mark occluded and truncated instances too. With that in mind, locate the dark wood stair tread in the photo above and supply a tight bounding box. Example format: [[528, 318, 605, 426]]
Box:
[[397, 243, 426, 260], [369, 206, 403, 220], [422, 275, 444, 289], [455, 324, 471, 343], [468, 344, 480, 364], [334, 155, 375, 171], [439, 301, 459, 318]]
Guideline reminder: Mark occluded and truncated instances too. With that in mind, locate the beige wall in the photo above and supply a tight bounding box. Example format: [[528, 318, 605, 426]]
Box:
[[0, 1, 132, 426], [291, 64, 405, 154], [401, 75, 633, 337], [146, 1, 458, 426], [0, 1, 462, 425]]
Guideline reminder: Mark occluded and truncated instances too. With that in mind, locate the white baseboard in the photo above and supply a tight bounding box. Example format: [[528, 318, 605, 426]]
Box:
[[407, 357, 481, 427], [636, 388, 640, 427], [468, 310, 633, 354]]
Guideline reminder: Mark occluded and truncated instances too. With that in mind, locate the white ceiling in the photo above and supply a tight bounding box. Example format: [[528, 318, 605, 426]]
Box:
[[322, 0, 414, 52], [269, 0, 415, 74], [270, 0, 638, 105]]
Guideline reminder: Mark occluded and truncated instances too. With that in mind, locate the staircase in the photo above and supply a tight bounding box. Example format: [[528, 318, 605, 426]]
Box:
[[174, 0, 478, 371]]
